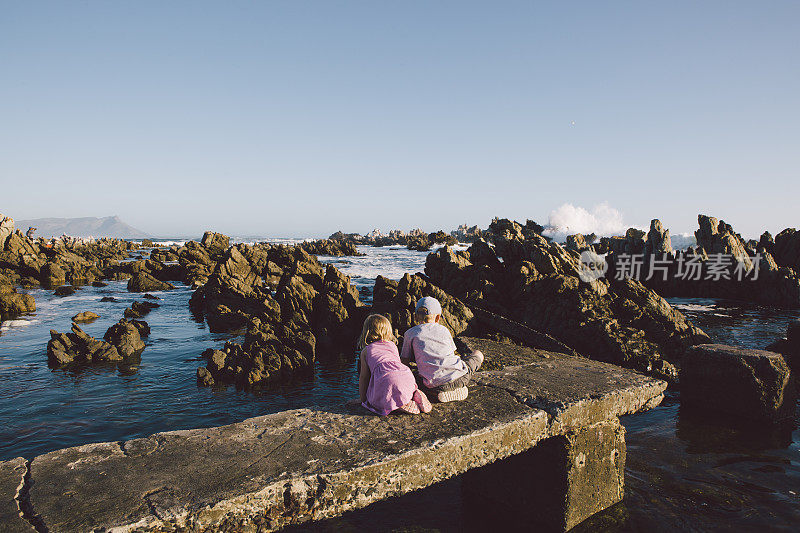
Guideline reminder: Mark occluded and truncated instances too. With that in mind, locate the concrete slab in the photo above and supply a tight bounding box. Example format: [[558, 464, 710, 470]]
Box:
[[0, 457, 32, 533], [23, 340, 666, 532]]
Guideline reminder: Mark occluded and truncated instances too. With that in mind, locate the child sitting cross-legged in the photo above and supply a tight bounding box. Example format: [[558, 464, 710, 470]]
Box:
[[359, 314, 432, 415], [400, 296, 484, 402]]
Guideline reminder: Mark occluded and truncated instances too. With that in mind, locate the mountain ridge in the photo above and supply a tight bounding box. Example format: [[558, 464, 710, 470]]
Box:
[[15, 216, 151, 239]]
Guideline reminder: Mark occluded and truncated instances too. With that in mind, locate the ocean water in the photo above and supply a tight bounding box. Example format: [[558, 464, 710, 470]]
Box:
[[0, 245, 798, 530]]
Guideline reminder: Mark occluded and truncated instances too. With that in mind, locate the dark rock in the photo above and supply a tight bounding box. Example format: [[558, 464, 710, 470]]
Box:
[[298, 239, 364, 257], [646, 219, 673, 256], [681, 344, 796, 425], [0, 215, 13, 250], [0, 275, 36, 320], [40, 262, 67, 287], [103, 319, 146, 358], [373, 272, 474, 339], [143, 293, 161, 300], [124, 300, 157, 319], [634, 216, 800, 307], [47, 324, 122, 367], [423, 225, 709, 381], [565, 234, 590, 253], [127, 272, 174, 292], [773, 228, 800, 272], [100, 296, 118, 303], [130, 319, 150, 337], [92, 281, 108, 287], [450, 224, 484, 243], [194, 242, 363, 387], [200, 231, 230, 259], [54, 285, 77, 297], [72, 311, 100, 323]]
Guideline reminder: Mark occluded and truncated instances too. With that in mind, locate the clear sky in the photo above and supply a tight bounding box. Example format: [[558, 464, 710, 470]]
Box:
[[1, 1, 798, 238]]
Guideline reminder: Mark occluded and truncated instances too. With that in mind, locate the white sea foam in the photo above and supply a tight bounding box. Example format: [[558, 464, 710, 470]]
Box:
[[543, 203, 641, 242], [0, 317, 37, 333], [672, 303, 717, 313]]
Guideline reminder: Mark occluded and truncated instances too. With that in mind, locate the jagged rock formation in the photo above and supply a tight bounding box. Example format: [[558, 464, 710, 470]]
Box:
[[298, 239, 364, 257], [0, 273, 36, 323], [773, 228, 800, 272], [191, 242, 364, 387], [127, 272, 174, 292], [422, 218, 709, 380], [626, 216, 800, 307], [47, 319, 148, 367], [451, 223, 484, 243], [328, 227, 457, 250], [646, 219, 673, 255], [372, 274, 475, 339]]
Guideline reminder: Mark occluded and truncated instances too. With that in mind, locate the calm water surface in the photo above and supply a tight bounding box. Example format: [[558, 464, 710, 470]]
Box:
[[1, 248, 798, 531]]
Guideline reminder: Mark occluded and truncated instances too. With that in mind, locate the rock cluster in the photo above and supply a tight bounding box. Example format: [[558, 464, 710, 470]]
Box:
[[328, 228, 458, 251], [612, 216, 800, 307], [47, 319, 148, 367], [0, 273, 36, 323], [298, 239, 364, 257], [191, 243, 364, 387], [422, 218, 709, 380], [372, 274, 475, 339]]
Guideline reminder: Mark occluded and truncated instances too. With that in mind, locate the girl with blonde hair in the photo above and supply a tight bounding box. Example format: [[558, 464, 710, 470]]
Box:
[[358, 314, 432, 415]]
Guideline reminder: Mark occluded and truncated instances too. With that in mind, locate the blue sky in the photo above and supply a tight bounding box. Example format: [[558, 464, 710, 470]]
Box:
[[1, 1, 798, 238]]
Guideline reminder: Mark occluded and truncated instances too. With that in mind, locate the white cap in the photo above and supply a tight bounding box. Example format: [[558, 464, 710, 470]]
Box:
[[415, 296, 442, 316]]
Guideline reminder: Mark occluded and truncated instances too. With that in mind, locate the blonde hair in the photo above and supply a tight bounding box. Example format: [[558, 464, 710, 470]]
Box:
[[358, 314, 396, 348]]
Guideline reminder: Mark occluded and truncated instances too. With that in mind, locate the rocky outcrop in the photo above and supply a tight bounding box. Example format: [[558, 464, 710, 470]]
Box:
[[0, 274, 36, 323], [328, 227, 457, 250], [646, 219, 673, 255], [773, 228, 800, 272], [372, 274, 475, 339], [127, 272, 174, 292], [48, 319, 149, 367], [72, 311, 100, 323], [200, 231, 230, 260], [47, 324, 122, 367], [422, 218, 709, 380], [193, 243, 363, 387], [565, 234, 589, 253], [103, 319, 147, 358], [298, 239, 364, 257], [681, 344, 796, 425], [764, 319, 800, 383], [0, 215, 13, 250], [123, 300, 158, 319], [451, 223, 484, 243], [629, 217, 800, 307]]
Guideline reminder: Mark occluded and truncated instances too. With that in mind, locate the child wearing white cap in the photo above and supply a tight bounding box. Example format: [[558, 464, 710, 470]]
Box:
[[400, 296, 484, 402]]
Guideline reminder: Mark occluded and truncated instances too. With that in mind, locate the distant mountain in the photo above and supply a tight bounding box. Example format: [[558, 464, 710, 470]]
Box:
[[15, 216, 151, 239]]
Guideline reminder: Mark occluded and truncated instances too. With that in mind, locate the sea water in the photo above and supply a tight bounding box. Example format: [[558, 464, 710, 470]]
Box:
[[0, 245, 798, 530]]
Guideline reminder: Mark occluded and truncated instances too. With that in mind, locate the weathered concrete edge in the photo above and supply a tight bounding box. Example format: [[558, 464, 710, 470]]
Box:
[[476, 364, 668, 434], [112, 411, 551, 531], [13, 361, 668, 532], [0, 457, 33, 533]]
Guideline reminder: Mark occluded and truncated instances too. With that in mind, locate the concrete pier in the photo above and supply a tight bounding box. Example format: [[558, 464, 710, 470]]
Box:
[[1, 338, 666, 532]]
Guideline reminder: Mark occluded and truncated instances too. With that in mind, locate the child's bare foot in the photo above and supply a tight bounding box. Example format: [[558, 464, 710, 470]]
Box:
[[396, 400, 420, 414], [413, 389, 432, 413]]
